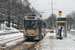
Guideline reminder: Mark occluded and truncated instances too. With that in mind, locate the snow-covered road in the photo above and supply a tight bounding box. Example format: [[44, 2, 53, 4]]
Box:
[[0, 33, 23, 44], [0, 33, 24, 50]]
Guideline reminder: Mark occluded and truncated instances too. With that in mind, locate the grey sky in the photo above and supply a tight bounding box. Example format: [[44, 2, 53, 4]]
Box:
[[29, 0, 75, 19]]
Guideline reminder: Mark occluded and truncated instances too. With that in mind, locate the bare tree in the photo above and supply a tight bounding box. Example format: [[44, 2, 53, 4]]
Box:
[[0, 0, 38, 29], [66, 14, 74, 29], [45, 13, 56, 28]]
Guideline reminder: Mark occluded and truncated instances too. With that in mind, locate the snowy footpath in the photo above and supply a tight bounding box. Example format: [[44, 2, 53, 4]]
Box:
[[35, 32, 75, 50]]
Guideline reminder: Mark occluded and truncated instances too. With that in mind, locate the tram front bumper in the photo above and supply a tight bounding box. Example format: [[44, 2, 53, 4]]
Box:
[[25, 35, 37, 38]]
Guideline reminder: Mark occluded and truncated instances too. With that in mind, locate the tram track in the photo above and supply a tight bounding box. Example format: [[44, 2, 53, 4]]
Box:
[[0, 34, 41, 50], [11, 39, 41, 50], [1, 39, 25, 50], [27, 41, 39, 50], [0, 34, 24, 50], [0, 38, 41, 50], [0, 36, 23, 46]]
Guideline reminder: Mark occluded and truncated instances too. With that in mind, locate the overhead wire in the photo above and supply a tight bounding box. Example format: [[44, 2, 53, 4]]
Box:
[[31, 0, 40, 12], [30, 0, 74, 15]]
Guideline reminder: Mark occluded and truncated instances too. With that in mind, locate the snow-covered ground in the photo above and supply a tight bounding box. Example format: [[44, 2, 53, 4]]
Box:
[[0, 23, 19, 35], [35, 31, 75, 50], [70, 29, 75, 31], [0, 33, 23, 40], [0, 23, 24, 48], [0, 32, 24, 48], [0, 33, 24, 46]]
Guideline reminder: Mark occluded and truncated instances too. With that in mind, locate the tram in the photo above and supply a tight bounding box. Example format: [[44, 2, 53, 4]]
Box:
[[23, 15, 46, 40]]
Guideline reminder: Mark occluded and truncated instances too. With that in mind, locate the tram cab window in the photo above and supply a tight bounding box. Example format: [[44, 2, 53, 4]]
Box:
[[24, 20, 43, 29], [25, 20, 36, 28]]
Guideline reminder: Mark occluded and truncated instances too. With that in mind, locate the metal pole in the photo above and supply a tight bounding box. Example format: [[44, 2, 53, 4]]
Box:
[[65, 23, 67, 37], [19, 0, 22, 32], [0, 23, 1, 30], [19, 0, 21, 28], [56, 23, 57, 39], [51, 0, 53, 26]]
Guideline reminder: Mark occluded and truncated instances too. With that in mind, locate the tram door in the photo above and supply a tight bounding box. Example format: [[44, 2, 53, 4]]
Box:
[[38, 20, 42, 39]]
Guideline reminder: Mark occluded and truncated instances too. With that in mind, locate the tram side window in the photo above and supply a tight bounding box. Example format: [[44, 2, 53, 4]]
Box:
[[38, 21, 42, 28], [43, 22, 46, 28]]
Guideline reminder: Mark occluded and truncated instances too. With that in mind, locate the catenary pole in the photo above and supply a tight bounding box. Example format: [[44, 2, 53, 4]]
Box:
[[51, 0, 53, 26]]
